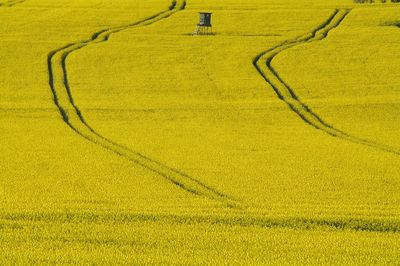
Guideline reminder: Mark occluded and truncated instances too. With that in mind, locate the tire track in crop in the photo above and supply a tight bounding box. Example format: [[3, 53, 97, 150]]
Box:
[[254, 9, 400, 156], [3, 211, 400, 233], [47, 0, 241, 209], [0, 0, 25, 7]]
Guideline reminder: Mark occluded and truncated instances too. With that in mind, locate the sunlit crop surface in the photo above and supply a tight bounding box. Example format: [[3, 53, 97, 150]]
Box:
[[1, 0, 400, 264]]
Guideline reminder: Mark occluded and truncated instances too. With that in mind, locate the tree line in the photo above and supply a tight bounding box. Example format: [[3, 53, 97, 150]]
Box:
[[354, 0, 400, 3]]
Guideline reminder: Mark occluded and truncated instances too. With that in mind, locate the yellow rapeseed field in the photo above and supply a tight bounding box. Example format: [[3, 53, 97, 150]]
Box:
[[1, 0, 400, 264]]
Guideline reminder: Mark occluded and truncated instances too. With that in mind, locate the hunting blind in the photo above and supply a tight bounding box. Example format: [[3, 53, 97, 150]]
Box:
[[195, 12, 212, 35]]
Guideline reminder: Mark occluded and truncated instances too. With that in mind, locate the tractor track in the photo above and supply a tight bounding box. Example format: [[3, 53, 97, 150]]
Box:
[[254, 9, 400, 156], [0, 0, 25, 7], [3, 211, 400, 233], [47, 0, 241, 209]]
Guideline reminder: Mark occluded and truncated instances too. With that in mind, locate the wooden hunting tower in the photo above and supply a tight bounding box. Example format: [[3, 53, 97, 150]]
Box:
[[195, 12, 212, 35]]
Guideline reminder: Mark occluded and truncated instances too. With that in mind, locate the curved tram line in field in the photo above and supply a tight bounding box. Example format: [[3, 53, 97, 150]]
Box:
[[0, 0, 25, 7], [254, 9, 400, 156], [47, 0, 241, 209]]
